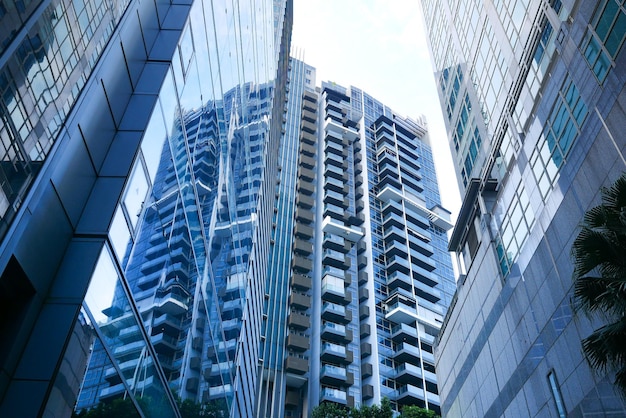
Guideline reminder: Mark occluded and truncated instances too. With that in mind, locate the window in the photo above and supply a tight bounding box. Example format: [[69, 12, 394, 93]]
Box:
[[495, 183, 534, 278], [529, 76, 587, 199], [580, 0, 626, 82], [548, 371, 567, 418], [533, 19, 553, 65]]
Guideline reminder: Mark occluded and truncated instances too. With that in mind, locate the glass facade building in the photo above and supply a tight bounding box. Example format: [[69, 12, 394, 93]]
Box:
[[0, 0, 292, 416], [256, 71, 456, 416], [421, 0, 626, 416]]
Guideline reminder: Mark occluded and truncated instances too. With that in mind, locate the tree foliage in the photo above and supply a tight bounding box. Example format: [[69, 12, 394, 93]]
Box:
[[400, 405, 440, 418], [311, 401, 349, 418], [73, 395, 227, 418], [572, 172, 626, 394], [312, 399, 437, 418]]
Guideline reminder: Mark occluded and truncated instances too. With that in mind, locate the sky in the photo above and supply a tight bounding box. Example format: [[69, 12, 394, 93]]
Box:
[[291, 0, 462, 222]]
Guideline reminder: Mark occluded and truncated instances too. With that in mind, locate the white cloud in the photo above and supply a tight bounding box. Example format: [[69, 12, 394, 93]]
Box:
[[292, 0, 461, 220]]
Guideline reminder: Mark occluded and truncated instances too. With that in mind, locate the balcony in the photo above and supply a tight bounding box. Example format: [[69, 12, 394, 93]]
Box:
[[361, 342, 372, 358], [321, 215, 364, 242], [298, 166, 315, 183], [321, 342, 347, 362], [357, 254, 367, 269], [412, 264, 439, 287], [358, 271, 368, 285], [344, 272, 352, 287], [324, 190, 348, 209], [322, 274, 346, 303], [301, 120, 316, 135], [384, 224, 405, 243], [290, 273, 311, 291], [99, 382, 126, 399], [386, 255, 411, 276], [286, 332, 309, 352], [324, 138, 344, 156], [298, 177, 315, 195], [383, 211, 406, 229], [385, 241, 409, 259], [293, 239, 313, 256], [323, 234, 347, 252], [151, 332, 179, 353], [395, 362, 423, 384], [300, 141, 316, 156], [296, 193, 314, 210], [118, 325, 142, 342], [355, 185, 364, 200], [285, 355, 308, 375], [286, 391, 302, 407], [408, 233, 434, 256], [362, 363, 373, 378], [323, 176, 346, 194], [387, 270, 412, 292], [113, 340, 144, 357], [320, 387, 347, 405], [324, 203, 345, 220], [299, 154, 315, 169], [358, 287, 369, 302], [385, 295, 418, 324], [379, 161, 399, 178], [391, 323, 419, 344], [294, 223, 313, 239], [325, 149, 344, 166], [411, 251, 437, 272], [322, 248, 346, 270], [296, 209, 314, 224], [376, 183, 403, 203], [321, 322, 347, 342], [378, 174, 402, 192], [325, 164, 344, 180], [422, 350, 435, 365], [396, 384, 425, 405], [414, 278, 442, 304], [289, 292, 311, 310], [360, 323, 371, 337], [322, 302, 350, 324], [320, 364, 347, 385], [288, 312, 310, 330], [393, 342, 421, 363], [362, 384, 374, 400], [324, 131, 343, 144], [154, 291, 189, 315], [292, 256, 312, 274]]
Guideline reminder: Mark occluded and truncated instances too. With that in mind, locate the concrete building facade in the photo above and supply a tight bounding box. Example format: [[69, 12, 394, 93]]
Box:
[[421, 0, 626, 416]]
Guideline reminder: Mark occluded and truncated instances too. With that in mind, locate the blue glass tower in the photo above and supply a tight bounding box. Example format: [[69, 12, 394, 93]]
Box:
[[0, 0, 292, 416]]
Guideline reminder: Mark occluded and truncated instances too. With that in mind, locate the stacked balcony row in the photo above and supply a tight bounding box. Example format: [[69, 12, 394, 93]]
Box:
[[318, 88, 360, 409], [285, 90, 318, 378]]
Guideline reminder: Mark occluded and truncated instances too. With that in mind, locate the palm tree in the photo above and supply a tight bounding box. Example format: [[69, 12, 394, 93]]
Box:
[[571, 172, 626, 394]]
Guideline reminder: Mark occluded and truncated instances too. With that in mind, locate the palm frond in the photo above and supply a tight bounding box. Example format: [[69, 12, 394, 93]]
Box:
[[572, 173, 626, 397], [574, 276, 626, 316], [601, 174, 626, 210], [614, 365, 626, 397], [571, 227, 626, 279], [582, 317, 626, 372]]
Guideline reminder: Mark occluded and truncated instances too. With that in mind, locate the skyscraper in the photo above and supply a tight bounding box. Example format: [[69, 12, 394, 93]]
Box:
[[255, 59, 456, 416], [421, 0, 626, 416], [0, 0, 292, 416]]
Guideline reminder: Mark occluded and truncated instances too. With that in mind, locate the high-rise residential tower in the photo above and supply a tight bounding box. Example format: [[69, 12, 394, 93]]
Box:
[[0, 0, 292, 416], [255, 62, 456, 416], [421, 0, 626, 416]]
